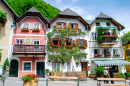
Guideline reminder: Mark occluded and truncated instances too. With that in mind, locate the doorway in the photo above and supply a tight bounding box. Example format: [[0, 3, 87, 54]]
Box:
[[9, 60, 18, 77], [36, 62, 45, 77], [81, 62, 88, 77]]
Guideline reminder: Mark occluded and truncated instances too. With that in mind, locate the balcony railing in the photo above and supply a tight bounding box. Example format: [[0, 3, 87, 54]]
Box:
[[13, 45, 46, 55]]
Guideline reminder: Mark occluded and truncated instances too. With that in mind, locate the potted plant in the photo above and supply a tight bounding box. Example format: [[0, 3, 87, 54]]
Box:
[[76, 62, 79, 66], [3, 58, 9, 71], [124, 72, 130, 79], [114, 54, 120, 57], [94, 54, 102, 57], [89, 71, 96, 78], [21, 74, 38, 86], [45, 69, 50, 76], [95, 66, 104, 77]]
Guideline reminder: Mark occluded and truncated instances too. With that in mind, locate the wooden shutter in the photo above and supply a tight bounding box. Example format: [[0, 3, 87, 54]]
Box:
[[76, 40, 79, 47], [59, 39, 61, 46], [69, 23, 71, 29], [76, 24, 78, 29], [56, 23, 59, 29], [84, 40, 87, 47], [64, 39, 66, 46], [72, 40, 75, 46], [64, 23, 66, 29], [50, 39, 53, 45]]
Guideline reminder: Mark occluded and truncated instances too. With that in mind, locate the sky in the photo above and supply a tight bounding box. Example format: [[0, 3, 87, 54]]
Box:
[[44, 0, 130, 36]]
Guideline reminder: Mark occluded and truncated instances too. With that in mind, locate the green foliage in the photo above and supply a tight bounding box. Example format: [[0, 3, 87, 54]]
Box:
[[21, 76, 32, 81], [76, 62, 79, 65], [0, 49, 2, 59], [5, 0, 61, 19], [90, 71, 96, 75], [47, 25, 87, 71], [3, 58, 10, 68], [97, 28, 102, 44], [45, 69, 50, 74], [55, 66, 60, 72], [0, 10, 6, 19], [95, 66, 104, 74], [124, 72, 130, 77], [119, 73, 125, 78]]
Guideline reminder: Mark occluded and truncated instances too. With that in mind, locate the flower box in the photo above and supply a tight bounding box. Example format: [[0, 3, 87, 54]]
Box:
[[89, 74, 96, 78], [94, 54, 102, 57], [52, 44, 60, 48], [79, 45, 86, 49], [114, 54, 120, 57], [102, 35, 118, 37], [21, 28, 29, 31], [71, 28, 78, 32], [57, 28, 66, 31], [32, 28, 40, 32], [66, 45, 74, 48], [104, 54, 111, 58]]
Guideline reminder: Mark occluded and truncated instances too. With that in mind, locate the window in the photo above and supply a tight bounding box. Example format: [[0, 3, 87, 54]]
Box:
[[106, 22, 111, 26], [22, 61, 32, 71], [67, 62, 71, 72], [79, 40, 84, 46], [69, 23, 78, 29], [92, 32, 97, 40], [94, 49, 100, 54], [34, 23, 39, 28], [51, 38, 61, 48], [113, 49, 119, 54], [16, 39, 23, 45], [33, 40, 40, 45], [77, 39, 87, 48], [103, 48, 110, 56], [66, 39, 72, 45], [56, 22, 66, 29], [53, 63, 60, 72], [96, 22, 100, 26], [53, 40, 58, 45], [24, 23, 29, 28]]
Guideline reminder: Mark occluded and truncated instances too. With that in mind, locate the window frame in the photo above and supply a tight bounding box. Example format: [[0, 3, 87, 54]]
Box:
[[57, 22, 66, 29], [91, 32, 97, 40], [33, 22, 41, 29], [52, 38, 60, 46], [79, 39, 85, 46], [22, 61, 32, 72], [15, 39, 24, 45], [113, 48, 119, 57], [69, 23, 78, 29], [106, 22, 111, 26], [23, 23, 29, 28], [65, 38, 72, 46], [33, 39, 40, 45]]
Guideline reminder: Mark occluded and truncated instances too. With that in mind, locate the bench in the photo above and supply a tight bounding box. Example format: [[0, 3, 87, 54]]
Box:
[[97, 78, 126, 86], [0, 77, 6, 86], [46, 76, 79, 86]]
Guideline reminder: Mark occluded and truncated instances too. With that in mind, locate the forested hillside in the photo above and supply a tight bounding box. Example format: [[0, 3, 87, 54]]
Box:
[[5, 0, 61, 19]]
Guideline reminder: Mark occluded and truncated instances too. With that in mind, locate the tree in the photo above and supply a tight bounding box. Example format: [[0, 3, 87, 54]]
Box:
[[3, 58, 10, 68], [121, 32, 130, 61], [47, 25, 87, 72]]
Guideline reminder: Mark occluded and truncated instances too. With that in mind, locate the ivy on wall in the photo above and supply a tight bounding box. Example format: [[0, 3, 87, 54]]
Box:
[[47, 25, 87, 71], [0, 10, 6, 20]]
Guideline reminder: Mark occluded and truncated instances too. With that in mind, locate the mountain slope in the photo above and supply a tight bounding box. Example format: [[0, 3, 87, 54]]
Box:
[[5, 0, 61, 19]]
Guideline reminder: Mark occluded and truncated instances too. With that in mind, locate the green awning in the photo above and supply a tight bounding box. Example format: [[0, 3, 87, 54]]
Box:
[[93, 60, 130, 66]]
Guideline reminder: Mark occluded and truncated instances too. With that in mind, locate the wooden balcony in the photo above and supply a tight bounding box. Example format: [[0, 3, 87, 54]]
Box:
[[13, 45, 46, 55], [99, 37, 117, 46]]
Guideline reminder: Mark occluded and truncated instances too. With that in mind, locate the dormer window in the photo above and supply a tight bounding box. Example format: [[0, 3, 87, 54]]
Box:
[[96, 22, 100, 26], [106, 22, 111, 26], [24, 23, 29, 28], [56, 22, 66, 29]]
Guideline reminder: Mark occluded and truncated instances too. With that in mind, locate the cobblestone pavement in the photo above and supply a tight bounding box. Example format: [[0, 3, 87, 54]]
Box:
[[0, 77, 129, 86]]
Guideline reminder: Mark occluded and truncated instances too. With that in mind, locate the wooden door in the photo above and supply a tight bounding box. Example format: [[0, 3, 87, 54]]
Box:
[[81, 62, 88, 77]]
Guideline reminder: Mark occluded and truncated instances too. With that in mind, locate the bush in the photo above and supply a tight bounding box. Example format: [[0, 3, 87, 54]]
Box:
[[95, 66, 104, 77], [3, 58, 9, 68], [124, 72, 130, 77], [21, 74, 38, 81]]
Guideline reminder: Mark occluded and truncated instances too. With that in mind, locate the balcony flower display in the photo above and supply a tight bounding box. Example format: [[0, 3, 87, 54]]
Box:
[[52, 43, 60, 48], [94, 54, 102, 57], [79, 45, 86, 49], [21, 74, 38, 86], [102, 35, 118, 37], [114, 54, 120, 56], [104, 54, 111, 58], [66, 44, 74, 48]]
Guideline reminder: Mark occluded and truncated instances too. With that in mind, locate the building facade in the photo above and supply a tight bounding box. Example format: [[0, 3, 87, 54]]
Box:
[[10, 7, 48, 77]]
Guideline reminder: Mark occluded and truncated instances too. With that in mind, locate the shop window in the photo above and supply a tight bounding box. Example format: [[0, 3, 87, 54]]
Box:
[[106, 22, 111, 26], [22, 61, 32, 71], [92, 32, 97, 40], [16, 39, 23, 45], [96, 22, 100, 26], [53, 63, 60, 72]]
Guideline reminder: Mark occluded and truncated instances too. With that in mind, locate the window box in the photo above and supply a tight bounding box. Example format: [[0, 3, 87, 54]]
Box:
[[79, 45, 86, 49], [32, 28, 40, 32], [114, 54, 120, 57], [94, 54, 102, 57], [21, 28, 29, 31], [66, 44, 74, 48], [57, 28, 66, 31], [52, 44, 60, 48], [51, 38, 61, 49], [104, 54, 111, 58]]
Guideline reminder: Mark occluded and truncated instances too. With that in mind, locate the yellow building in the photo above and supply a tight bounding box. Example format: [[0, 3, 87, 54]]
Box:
[[123, 43, 130, 72], [0, 0, 17, 65]]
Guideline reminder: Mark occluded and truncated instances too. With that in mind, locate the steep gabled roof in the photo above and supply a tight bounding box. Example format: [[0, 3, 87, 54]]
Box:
[[1, 0, 18, 18], [27, 7, 39, 13], [58, 8, 80, 16], [15, 7, 48, 25], [97, 12, 111, 19]]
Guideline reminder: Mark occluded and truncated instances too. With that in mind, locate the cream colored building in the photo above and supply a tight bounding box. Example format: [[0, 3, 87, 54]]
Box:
[[0, 0, 17, 65]]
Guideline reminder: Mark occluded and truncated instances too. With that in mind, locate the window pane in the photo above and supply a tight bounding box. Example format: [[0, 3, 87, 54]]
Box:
[[66, 40, 71, 45], [24, 23, 28, 28], [34, 24, 39, 28], [24, 62, 31, 71], [53, 40, 58, 45], [106, 22, 110, 26], [94, 49, 98, 54], [17, 40, 19, 45], [96, 22, 100, 26], [79, 40, 84, 46], [53, 63, 56, 71]]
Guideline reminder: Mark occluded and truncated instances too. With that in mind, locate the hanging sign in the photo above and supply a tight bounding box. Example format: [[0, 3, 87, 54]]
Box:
[[25, 37, 32, 44]]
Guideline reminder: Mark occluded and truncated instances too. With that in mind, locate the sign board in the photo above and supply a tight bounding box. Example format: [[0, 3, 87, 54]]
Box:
[[25, 37, 32, 44]]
